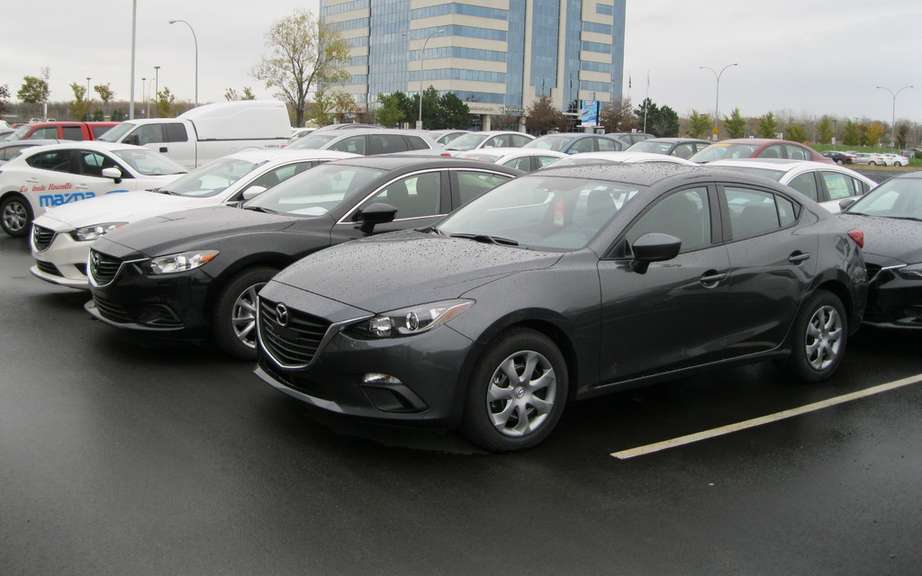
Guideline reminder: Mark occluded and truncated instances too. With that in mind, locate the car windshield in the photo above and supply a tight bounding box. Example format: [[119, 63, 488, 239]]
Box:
[[437, 132, 466, 144], [8, 125, 31, 140], [159, 157, 265, 197], [113, 149, 187, 176], [628, 141, 675, 154], [96, 123, 134, 142], [287, 133, 338, 150], [439, 176, 643, 251], [691, 143, 759, 163], [848, 177, 922, 219], [524, 135, 573, 152], [243, 164, 385, 217], [444, 133, 490, 151]]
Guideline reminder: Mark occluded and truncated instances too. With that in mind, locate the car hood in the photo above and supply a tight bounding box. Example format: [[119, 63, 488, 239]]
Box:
[[100, 205, 299, 257], [271, 230, 563, 313], [35, 191, 215, 231], [838, 214, 922, 265]]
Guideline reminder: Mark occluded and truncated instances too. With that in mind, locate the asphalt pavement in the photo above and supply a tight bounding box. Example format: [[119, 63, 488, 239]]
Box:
[[1, 235, 921, 575]]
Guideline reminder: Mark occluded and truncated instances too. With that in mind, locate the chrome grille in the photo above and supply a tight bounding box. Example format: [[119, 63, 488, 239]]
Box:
[[259, 298, 331, 367], [32, 225, 55, 251], [89, 249, 122, 285]]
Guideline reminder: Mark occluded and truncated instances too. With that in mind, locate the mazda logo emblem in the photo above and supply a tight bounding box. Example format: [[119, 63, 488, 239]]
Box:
[[275, 303, 289, 327]]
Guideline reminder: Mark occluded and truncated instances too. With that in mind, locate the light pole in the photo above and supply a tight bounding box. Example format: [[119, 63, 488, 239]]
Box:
[[142, 77, 147, 117], [876, 84, 914, 147], [154, 66, 161, 117], [699, 63, 738, 141], [415, 27, 443, 129], [129, 0, 137, 119], [86, 77, 91, 99], [169, 19, 198, 106]]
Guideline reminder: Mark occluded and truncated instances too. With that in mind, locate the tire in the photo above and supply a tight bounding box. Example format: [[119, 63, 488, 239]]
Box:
[[462, 328, 569, 452], [868, 161, 877, 166], [786, 290, 848, 383], [212, 266, 278, 360], [836, 159, 844, 165], [1, 194, 33, 238]]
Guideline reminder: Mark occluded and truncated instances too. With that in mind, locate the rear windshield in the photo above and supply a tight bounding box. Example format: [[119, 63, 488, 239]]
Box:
[[524, 135, 573, 152], [288, 134, 338, 150], [691, 143, 759, 163]]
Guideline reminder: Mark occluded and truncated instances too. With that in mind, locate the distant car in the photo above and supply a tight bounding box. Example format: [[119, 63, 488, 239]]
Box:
[[627, 138, 710, 159], [606, 132, 655, 149], [442, 131, 534, 155], [692, 139, 832, 164], [849, 152, 889, 166], [821, 151, 855, 165], [710, 158, 876, 213], [288, 129, 440, 155], [313, 123, 379, 132], [457, 148, 567, 172], [881, 153, 911, 167], [5, 121, 117, 142], [524, 133, 624, 154], [428, 130, 469, 146], [0, 139, 60, 165], [551, 151, 697, 168]]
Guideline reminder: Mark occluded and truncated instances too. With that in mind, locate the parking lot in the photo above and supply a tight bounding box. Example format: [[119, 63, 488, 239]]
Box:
[[2, 235, 921, 575]]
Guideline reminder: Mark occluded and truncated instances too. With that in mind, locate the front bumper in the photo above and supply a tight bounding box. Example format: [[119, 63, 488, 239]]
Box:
[[864, 269, 922, 330], [30, 231, 92, 289]]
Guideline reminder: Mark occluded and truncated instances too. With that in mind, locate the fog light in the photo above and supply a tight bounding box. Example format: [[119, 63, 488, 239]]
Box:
[[363, 373, 402, 386]]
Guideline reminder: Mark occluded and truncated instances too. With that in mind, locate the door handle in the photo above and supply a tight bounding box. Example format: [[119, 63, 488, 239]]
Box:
[[74, 184, 89, 190], [700, 270, 727, 288], [159, 147, 168, 153], [788, 251, 811, 265], [25, 178, 39, 183]]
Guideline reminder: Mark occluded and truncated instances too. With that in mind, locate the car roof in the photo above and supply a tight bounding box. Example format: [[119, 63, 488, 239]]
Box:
[[710, 158, 825, 171], [0, 139, 59, 148], [331, 154, 522, 173], [17, 141, 147, 155], [226, 149, 358, 163], [538, 162, 702, 186], [643, 137, 709, 144], [557, 151, 697, 165]]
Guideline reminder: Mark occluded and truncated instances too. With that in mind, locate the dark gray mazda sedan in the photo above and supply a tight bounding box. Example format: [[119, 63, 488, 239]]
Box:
[[255, 163, 868, 451]]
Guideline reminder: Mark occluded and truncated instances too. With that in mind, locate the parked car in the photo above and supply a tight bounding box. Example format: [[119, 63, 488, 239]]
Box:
[[0, 142, 187, 237], [847, 152, 888, 166], [821, 151, 856, 165], [838, 172, 922, 329], [4, 121, 116, 142], [0, 139, 60, 165], [255, 163, 867, 451], [30, 150, 356, 289], [313, 123, 379, 132], [97, 100, 291, 169], [606, 132, 655, 149], [691, 139, 832, 164], [85, 156, 520, 359], [626, 138, 710, 159], [457, 148, 567, 172], [0, 127, 14, 140], [881, 153, 911, 167], [524, 133, 624, 154], [288, 129, 440, 155], [428, 130, 469, 146], [551, 151, 697, 167], [443, 131, 534, 155], [710, 158, 876, 213], [289, 127, 316, 142]]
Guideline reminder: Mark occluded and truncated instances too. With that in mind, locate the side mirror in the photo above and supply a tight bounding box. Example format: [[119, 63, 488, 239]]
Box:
[[630, 233, 681, 273], [357, 202, 397, 234], [839, 198, 857, 211], [102, 167, 123, 183], [241, 185, 268, 201]]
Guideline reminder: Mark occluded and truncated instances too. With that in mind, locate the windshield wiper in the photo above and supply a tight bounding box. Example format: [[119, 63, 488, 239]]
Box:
[[450, 233, 519, 246], [417, 226, 445, 236]]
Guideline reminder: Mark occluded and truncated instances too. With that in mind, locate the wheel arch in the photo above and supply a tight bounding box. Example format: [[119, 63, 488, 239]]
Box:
[[204, 252, 295, 320]]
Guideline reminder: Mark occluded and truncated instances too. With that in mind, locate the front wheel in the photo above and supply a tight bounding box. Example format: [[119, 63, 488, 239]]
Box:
[[212, 267, 279, 360], [1, 194, 32, 237], [462, 329, 568, 452], [787, 290, 847, 383]]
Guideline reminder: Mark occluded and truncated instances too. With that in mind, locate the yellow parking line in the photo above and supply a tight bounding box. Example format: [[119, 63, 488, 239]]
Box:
[[611, 373, 922, 460]]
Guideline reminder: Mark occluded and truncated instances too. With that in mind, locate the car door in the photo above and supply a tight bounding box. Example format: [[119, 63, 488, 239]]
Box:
[[719, 184, 817, 355], [597, 185, 733, 382], [72, 149, 141, 197], [161, 123, 196, 168], [22, 149, 84, 212], [450, 169, 514, 207]]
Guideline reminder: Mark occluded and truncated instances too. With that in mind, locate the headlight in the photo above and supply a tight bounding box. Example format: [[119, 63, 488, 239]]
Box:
[[141, 250, 219, 275], [895, 263, 922, 280], [348, 299, 473, 338], [70, 222, 127, 242]]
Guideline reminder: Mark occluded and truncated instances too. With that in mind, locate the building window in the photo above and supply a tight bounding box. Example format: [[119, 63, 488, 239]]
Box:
[[326, 17, 368, 32], [345, 36, 369, 47], [581, 61, 612, 73], [410, 25, 506, 42], [582, 21, 612, 35], [581, 40, 612, 53], [409, 47, 506, 62], [580, 80, 612, 93], [321, 0, 369, 17], [409, 69, 506, 83], [530, 0, 559, 96], [410, 4, 507, 20], [596, 3, 614, 15]]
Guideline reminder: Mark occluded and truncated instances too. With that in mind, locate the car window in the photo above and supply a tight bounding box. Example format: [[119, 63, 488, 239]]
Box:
[[62, 126, 84, 141], [626, 187, 711, 254], [131, 124, 165, 145], [503, 157, 534, 172], [484, 135, 507, 148], [821, 172, 856, 200], [724, 187, 785, 240], [596, 138, 618, 152], [367, 171, 442, 219], [695, 142, 710, 153], [367, 134, 408, 155], [672, 143, 695, 159], [759, 145, 783, 159], [403, 136, 429, 150], [777, 196, 797, 227], [0, 146, 28, 161], [853, 177, 870, 195], [785, 145, 808, 160], [455, 171, 511, 206], [242, 162, 315, 196], [536, 156, 560, 168], [570, 137, 596, 154], [26, 150, 72, 172], [165, 124, 188, 143], [30, 127, 58, 140], [510, 134, 531, 147], [91, 125, 112, 139], [788, 172, 819, 201], [77, 150, 119, 177], [330, 135, 366, 155]]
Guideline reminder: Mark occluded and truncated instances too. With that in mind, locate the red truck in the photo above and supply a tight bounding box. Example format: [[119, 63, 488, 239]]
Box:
[[6, 121, 117, 142]]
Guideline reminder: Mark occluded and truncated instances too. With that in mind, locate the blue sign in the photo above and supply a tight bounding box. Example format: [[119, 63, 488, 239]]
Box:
[[580, 101, 601, 125]]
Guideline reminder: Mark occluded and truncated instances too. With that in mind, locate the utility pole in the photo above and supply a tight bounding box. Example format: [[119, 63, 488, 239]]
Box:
[[154, 66, 160, 117], [876, 84, 914, 148], [699, 63, 738, 141]]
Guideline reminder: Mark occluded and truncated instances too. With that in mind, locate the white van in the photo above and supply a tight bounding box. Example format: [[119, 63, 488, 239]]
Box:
[[97, 100, 291, 169]]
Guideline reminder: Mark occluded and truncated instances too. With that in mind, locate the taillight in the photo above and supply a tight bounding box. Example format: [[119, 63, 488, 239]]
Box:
[[847, 229, 864, 248], [440, 152, 451, 158]]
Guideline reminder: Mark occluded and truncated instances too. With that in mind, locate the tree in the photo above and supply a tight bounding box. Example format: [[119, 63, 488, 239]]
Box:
[[758, 112, 778, 138], [634, 98, 657, 133], [816, 116, 834, 144], [842, 120, 861, 146], [686, 110, 712, 139], [600, 98, 634, 133], [723, 108, 746, 139], [68, 82, 89, 120], [896, 122, 911, 150], [376, 92, 405, 127], [156, 87, 175, 117], [333, 91, 357, 122], [253, 9, 350, 127], [525, 96, 564, 135], [634, 99, 678, 137], [785, 123, 807, 143], [437, 92, 470, 129], [311, 86, 336, 125], [18, 75, 49, 107], [225, 86, 257, 101], [0, 85, 9, 116], [864, 121, 886, 147]]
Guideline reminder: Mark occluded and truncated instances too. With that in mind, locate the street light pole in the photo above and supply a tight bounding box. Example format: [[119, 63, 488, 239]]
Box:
[[699, 63, 738, 141], [129, 0, 137, 119], [86, 77, 91, 99], [154, 66, 161, 117], [876, 84, 914, 147], [416, 28, 443, 130], [142, 77, 147, 117], [169, 19, 198, 106]]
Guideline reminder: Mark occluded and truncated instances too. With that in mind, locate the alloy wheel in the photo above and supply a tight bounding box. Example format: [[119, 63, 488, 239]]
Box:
[[231, 282, 265, 349], [805, 305, 842, 371], [487, 350, 557, 438], [2, 200, 27, 233]]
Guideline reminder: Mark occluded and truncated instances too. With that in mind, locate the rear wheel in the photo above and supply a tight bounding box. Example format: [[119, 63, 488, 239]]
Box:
[[1, 194, 32, 237], [787, 290, 847, 383], [213, 267, 278, 360]]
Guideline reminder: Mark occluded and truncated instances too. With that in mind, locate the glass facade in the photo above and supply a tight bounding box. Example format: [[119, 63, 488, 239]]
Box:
[[409, 25, 507, 42], [367, 0, 409, 100], [581, 40, 611, 54], [409, 46, 506, 62], [582, 21, 612, 35], [530, 0, 559, 97], [326, 17, 369, 32], [563, 0, 582, 108], [505, 0, 526, 110], [410, 4, 507, 20], [409, 69, 506, 83], [596, 3, 614, 15], [322, 0, 369, 17]]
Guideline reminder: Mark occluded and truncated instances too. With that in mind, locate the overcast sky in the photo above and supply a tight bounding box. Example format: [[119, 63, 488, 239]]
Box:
[[1, 0, 920, 121]]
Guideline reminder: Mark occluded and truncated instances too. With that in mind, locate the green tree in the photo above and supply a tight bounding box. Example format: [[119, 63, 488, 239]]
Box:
[[757, 112, 778, 138], [864, 121, 886, 147], [311, 86, 335, 125], [842, 120, 861, 146], [785, 123, 807, 143], [225, 86, 257, 101], [17, 75, 49, 108], [68, 82, 89, 120], [91, 109, 105, 121], [437, 92, 470, 129], [816, 116, 834, 144], [600, 98, 634, 133], [333, 91, 356, 122], [650, 105, 679, 137], [723, 108, 746, 139], [253, 9, 350, 127], [634, 98, 658, 132], [896, 122, 911, 150], [156, 87, 175, 117], [93, 83, 114, 116], [686, 110, 712, 139], [525, 95, 564, 135], [376, 92, 406, 127], [0, 84, 9, 116], [111, 109, 127, 121]]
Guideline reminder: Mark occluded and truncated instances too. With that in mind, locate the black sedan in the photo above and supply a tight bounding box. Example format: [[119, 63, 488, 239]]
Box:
[[256, 163, 868, 451], [85, 156, 519, 359], [524, 133, 624, 154], [839, 172, 922, 329]]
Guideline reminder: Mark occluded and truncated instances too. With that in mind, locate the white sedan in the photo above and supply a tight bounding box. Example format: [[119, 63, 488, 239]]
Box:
[[709, 158, 876, 213], [456, 148, 567, 172], [1, 141, 187, 238], [30, 149, 357, 289], [552, 151, 698, 167]]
